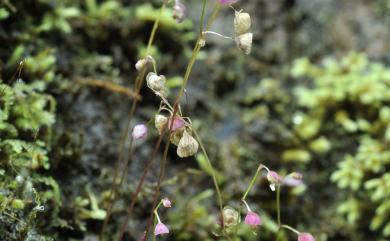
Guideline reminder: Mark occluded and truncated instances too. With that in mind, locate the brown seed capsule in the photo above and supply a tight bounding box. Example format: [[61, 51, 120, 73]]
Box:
[[234, 11, 251, 35], [177, 130, 199, 158], [235, 32, 253, 55], [155, 114, 168, 134]]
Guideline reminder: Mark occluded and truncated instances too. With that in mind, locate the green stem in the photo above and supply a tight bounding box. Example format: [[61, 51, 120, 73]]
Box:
[[281, 224, 300, 235], [277, 185, 281, 227], [146, 4, 165, 55], [199, 0, 207, 34], [192, 129, 225, 228], [242, 164, 263, 200]]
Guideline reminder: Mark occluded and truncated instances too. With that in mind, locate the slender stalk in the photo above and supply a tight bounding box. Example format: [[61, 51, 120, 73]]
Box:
[[101, 3, 165, 240], [142, 137, 171, 241], [281, 224, 300, 235], [276, 185, 281, 227], [199, 0, 207, 34], [242, 164, 263, 200], [116, 131, 166, 241], [192, 129, 225, 228]]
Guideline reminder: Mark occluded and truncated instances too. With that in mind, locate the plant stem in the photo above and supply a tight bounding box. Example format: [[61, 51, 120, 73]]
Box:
[[142, 138, 171, 241], [281, 224, 300, 235], [199, 0, 207, 34], [116, 131, 166, 241], [192, 129, 225, 229], [102, 3, 165, 241], [277, 185, 281, 227], [242, 164, 263, 200]]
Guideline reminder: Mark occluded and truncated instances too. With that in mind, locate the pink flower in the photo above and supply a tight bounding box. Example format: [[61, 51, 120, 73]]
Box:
[[244, 211, 262, 227], [132, 124, 148, 140], [283, 172, 303, 187], [168, 116, 185, 131], [154, 222, 169, 236], [219, 0, 238, 5], [162, 198, 171, 208], [267, 170, 282, 191], [267, 171, 282, 183], [298, 233, 315, 241]]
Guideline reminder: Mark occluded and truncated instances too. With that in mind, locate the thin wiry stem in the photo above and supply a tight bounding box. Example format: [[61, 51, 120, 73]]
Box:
[[116, 131, 167, 241], [100, 3, 165, 241], [143, 135, 171, 241]]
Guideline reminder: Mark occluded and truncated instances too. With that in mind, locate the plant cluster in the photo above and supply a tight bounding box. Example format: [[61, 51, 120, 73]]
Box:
[[291, 52, 390, 238]]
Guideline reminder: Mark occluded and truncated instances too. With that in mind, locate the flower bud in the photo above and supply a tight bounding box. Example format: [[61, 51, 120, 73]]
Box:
[[283, 172, 303, 187], [177, 130, 199, 158], [154, 222, 169, 236], [223, 206, 239, 227], [267, 170, 282, 191], [235, 33, 253, 55], [168, 116, 185, 131], [244, 211, 262, 227], [162, 198, 172, 208], [173, 1, 187, 23], [135, 55, 154, 72], [155, 114, 168, 134], [132, 124, 148, 141], [234, 11, 251, 35], [298, 233, 315, 241], [146, 72, 167, 96]]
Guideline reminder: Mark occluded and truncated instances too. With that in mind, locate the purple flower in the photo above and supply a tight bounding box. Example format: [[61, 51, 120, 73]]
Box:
[[298, 233, 315, 241], [132, 124, 148, 140], [267, 170, 282, 191], [168, 116, 185, 131], [162, 198, 171, 208], [244, 211, 262, 227], [267, 171, 282, 183], [283, 172, 303, 187], [173, 1, 187, 23], [154, 222, 169, 236], [219, 0, 239, 5]]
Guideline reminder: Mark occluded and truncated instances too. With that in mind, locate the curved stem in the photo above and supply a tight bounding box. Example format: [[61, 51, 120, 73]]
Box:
[[192, 129, 225, 228], [242, 164, 263, 200], [281, 224, 300, 235]]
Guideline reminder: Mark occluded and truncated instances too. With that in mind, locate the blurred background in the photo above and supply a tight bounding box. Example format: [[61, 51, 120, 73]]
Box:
[[0, 0, 390, 240]]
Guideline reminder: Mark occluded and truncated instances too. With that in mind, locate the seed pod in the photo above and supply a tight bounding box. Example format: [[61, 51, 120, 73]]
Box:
[[155, 114, 168, 134], [234, 11, 251, 35], [177, 130, 199, 158], [170, 127, 184, 146], [146, 72, 167, 96], [235, 32, 253, 55], [135, 55, 154, 72], [223, 206, 239, 227]]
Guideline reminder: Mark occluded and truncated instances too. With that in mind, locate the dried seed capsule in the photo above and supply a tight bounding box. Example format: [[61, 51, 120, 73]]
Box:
[[223, 206, 239, 227], [177, 130, 199, 158], [155, 114, 168, 134], [146, 72, 167, 96], [170, 127, 184, 146], [234, 11, 251, 35], [235, 32, 253, 55]]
